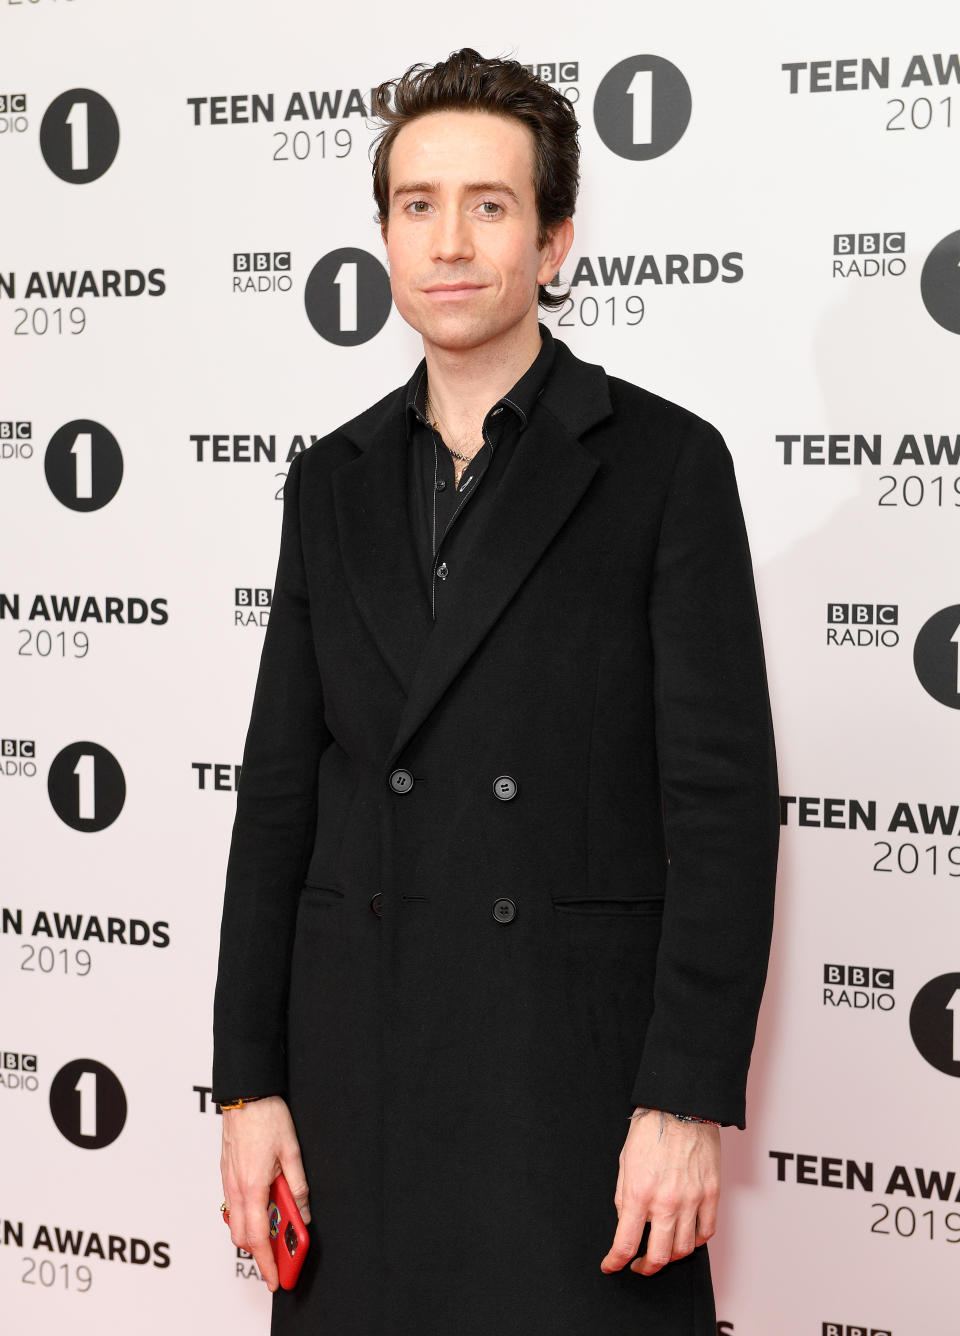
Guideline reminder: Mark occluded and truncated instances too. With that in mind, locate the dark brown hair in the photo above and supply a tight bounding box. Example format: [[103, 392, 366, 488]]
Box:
[[370, 48, 579, 310]]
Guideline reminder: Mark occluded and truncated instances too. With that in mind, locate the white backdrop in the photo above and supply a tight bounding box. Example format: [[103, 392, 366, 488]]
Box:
[[2, 3, 959, 1334]]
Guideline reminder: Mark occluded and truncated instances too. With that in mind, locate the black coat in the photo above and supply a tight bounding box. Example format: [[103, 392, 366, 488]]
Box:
[[213, 336, 779, 1336]]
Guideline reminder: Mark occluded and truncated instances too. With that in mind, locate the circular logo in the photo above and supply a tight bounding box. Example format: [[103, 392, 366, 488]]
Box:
[[913, 605, 960, 709], [921, 231, 960, 335], [304, 248, 391, 345], [49, 1058, 127, 1147], [593, 56, 692, 161], [910, 974, 960, 1077], [45, 420, 123, 512], [40, 90, 120, 184], [48, 742, 126, 831]]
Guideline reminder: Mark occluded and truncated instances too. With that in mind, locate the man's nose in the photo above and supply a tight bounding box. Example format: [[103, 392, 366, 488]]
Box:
[[431, 208, 474, 263]]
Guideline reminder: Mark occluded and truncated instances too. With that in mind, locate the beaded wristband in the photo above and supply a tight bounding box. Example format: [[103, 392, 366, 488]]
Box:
[[627, 1107, 720, 1141]]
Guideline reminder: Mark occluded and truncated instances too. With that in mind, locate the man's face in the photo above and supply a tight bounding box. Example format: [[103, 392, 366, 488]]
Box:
[[382, 109, 570, 355]]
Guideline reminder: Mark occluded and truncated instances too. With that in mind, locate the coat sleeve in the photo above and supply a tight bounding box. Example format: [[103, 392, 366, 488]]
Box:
[[629, 421, 779, 1129], [212, 450, 333, 1104]]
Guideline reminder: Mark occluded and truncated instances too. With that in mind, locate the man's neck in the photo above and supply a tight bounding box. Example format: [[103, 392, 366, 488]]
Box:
[[421, 317, 542, 443]]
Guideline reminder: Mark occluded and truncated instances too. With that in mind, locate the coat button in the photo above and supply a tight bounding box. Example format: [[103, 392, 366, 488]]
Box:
[[388, 768, 414, 794], [493, 774, 518, 801], [436, 561, 449, 580], [370, 892, 382, 917], [492, 897, 516, 923]]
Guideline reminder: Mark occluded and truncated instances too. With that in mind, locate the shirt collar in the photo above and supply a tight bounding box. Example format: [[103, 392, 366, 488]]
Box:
[[404, 323, 557, 443]]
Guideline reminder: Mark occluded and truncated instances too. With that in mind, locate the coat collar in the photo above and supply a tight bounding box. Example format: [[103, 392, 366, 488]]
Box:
[[332, 333, 612, 768]]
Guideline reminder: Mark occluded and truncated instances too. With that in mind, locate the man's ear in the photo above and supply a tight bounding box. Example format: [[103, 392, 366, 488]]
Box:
[[537, 217, 575, 287]]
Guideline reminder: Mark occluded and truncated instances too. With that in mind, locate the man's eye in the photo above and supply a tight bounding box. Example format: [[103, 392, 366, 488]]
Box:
[[408, 200, 431, 214], [478, 201, 502, 216]]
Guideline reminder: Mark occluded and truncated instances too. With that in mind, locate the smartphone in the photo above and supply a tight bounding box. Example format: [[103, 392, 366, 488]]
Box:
[[267, 1171, 310, 1289]]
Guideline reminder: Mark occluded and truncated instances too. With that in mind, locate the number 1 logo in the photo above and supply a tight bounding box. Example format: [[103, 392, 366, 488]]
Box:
[[45, 419, 124, 512], [594, 56, 692, 161], [910, 973, 960, 1077], [40, 89, 120, 184], [304, 248, 391, 345], [921, 230, 960, 336], [913, 605, 960, 709], [48, 742, 126, 832], [50, 1059, 127, 1148]]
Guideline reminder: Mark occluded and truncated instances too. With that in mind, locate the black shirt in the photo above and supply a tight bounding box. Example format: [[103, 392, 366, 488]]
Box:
[[405, 326, 556, 620]]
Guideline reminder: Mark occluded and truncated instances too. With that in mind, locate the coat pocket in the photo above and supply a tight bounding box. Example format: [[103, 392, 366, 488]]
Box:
[[551, 895, 664, 916], [300, 882, 345, 906]]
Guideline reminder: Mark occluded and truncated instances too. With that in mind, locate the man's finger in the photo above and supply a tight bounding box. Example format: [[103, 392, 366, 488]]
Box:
[[669, 1209, 698, 1261], [695, 1198, 718, 1247], [247, 1219, 280, 1292], [630, 1217, 675, 1276], [282, 1151, 312, 1226], [600, 1208, 647, 1272]]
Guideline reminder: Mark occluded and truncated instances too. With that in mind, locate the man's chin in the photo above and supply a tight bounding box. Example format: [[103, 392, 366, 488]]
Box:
[[405, 312, 492, 352], [402, 306, 529, 356]]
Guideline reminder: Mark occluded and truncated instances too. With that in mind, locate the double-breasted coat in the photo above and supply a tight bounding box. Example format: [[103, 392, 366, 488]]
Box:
[[212, 334, 779, 1336]]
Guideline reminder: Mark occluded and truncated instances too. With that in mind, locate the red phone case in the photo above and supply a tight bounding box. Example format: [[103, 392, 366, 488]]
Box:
[[268, 1171, 310, 1289]]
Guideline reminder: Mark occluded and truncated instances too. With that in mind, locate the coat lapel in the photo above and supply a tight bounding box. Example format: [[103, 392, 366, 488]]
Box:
[[386, 407, 602, 767], [333, 389, 435, 696], [334, 339, 613, 768]]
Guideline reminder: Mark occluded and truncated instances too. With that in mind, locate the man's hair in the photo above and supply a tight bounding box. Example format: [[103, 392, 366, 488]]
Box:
[[370, 48, 579, 311]]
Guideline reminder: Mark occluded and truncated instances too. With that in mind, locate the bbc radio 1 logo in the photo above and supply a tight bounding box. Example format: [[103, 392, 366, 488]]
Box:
[[832, 232, 905, 279], [593, 56, 691, 160], [0, 93, 28, 136], [921, 229, 960, 336], [46, 420, 124, 511], [910, 973, 960, 1077], [235, 587, 271, 627], [1, 419, 123, 508], [1, 421, 32, 461], [304, 248, 391, 345], [914, 605, 960, 708], [823, 964, 895, 1012], [39, 90, 120, 183], [1, 1051, 38, 1094], [826, 603, 898, 648], [49, 1058, 127, 1148], [521, 61, 580, 104], [233, 251, 291, 295], [2, 739, 36, 777], [47, 742, 125, 831]]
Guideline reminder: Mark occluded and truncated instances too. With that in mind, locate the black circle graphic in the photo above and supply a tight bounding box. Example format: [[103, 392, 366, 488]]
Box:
[[48, 742, 126, 831], [921, 230, 960, 335], [50, 1059, 127, 1148], [45, 420, 123, 512], [910, 974, 960, 1077], [913, 605, 960, 709], [304, 248, 391, 345], [40, 89, 120, 184], [593, 55, 692, 161]]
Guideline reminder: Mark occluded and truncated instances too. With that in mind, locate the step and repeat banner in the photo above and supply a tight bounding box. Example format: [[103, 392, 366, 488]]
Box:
[[2, 2, 958, 1333]]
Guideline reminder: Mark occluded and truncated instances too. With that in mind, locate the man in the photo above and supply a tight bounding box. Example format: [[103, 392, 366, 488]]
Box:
[[213, 48, 778, 1336]]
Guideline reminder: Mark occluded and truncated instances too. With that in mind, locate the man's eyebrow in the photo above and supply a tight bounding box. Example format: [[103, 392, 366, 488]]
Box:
[[391, 179, 521, 204], [391, 180, 439, 201], [463, 180, 521, 203]]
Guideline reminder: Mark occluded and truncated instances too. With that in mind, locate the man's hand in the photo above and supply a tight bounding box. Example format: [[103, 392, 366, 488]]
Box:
[[600, 1110, 720, 1277], [220, 1095, 310, 1293]]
